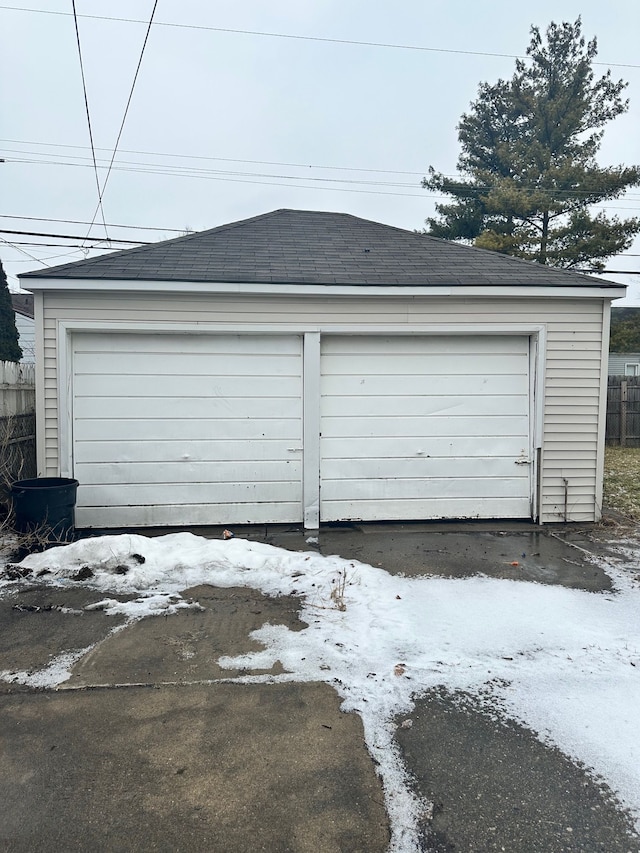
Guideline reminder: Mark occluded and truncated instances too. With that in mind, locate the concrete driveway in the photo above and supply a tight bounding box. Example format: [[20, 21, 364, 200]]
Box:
[[0, 521, 638, 853]]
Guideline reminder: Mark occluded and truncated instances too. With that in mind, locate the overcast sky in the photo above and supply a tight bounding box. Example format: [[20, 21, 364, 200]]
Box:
[[2, 1, 639, 302]]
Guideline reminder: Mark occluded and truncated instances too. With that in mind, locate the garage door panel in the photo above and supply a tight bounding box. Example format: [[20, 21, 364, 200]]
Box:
[[320, 497, 531, 523], [321, 476, 529, 501], [321, 395, 529, 418], [76, 351, 300, 377], [321, 374, 528, 397], [73, 374, 302, 398], [74, 332, 302, 356], [74, 439, 299, 465], [74, 395, 302, 421], [322, 336, 526, 357], [73, 333, 303, 527], [320, 335, 531, 521], [321, 415, 530, 439], [77, 502, 304, 529], [321, 353, 528, 376], [75, 417, 301, 442], [321, 435, 529, 459], [322, 456, 526, 480], [79, 480, 302, 506], [75, 460, 302, 486]]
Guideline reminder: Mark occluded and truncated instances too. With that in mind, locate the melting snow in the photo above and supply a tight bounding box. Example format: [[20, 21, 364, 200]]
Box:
[[4, 531, 640, 852]]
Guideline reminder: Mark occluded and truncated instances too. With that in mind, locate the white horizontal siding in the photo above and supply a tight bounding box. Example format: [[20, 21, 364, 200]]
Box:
[[41, 292, 607, 524]]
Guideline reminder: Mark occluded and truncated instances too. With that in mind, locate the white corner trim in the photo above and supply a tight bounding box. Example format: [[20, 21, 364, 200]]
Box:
[[57, 322, 74, 478], [533, 326, 547, 450], [33, 292, 46, 476], [303, 333, 321, 529], [595, 300, 611, 520], [57, 319, 547, 336]]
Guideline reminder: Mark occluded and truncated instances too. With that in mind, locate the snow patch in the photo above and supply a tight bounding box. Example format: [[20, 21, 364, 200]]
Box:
[[0, 646, 94, 689], [7, 531, 640, 850]]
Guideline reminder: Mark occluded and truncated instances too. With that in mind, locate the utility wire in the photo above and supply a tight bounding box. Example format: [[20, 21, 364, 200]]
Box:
[[7, 154, 640, 211], [1, 5, 638, 69], [3, 149, 421, 188], [70, 0, 109, 241], [84, 0, 158, 242], [7, 241, 125, 249], [8, 246, 115, 264], [0, 213, 184, 233], [0, 235, 49, 265], [5, 156, 437, 199], [0, 136, 429, 177], [6, 139, 640, 201], [0, 228, 146, 244]]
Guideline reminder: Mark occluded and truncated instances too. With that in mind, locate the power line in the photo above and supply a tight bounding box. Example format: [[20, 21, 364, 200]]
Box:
[[7, 246, 113, 263], [84, 0, 158, 242], [589, 270, 640, 275], [0, 228, 146, 244], [70, 0, 108, 240], [1, 5, 638, 69], [4, 149, 421, 188], [6, 139, 640, 202], [6, 153, 640, 211], [0, 137, 429, 177], [0, 213, 184, 233], [6, 241, 122, 249], [4, 156, 435, 199], [0, 235, 49, 265]]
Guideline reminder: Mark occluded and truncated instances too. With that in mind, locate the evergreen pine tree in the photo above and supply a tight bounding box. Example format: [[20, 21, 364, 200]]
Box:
[[0, 259, 23, 362], [422, 19, 640, 270]]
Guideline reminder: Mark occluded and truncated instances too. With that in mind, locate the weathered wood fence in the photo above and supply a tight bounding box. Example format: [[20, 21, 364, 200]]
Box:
[[0, 361, 36, 504], [606, 375, 640, 446]]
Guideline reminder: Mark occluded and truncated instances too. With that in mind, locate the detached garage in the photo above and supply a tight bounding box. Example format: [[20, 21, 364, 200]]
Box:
[[20, 209, 624, 528]]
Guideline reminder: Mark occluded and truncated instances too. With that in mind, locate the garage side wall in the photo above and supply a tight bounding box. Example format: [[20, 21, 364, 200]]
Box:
[[40, 291, 606, 523]]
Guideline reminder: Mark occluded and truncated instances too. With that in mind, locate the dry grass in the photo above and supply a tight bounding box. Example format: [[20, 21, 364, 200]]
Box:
[[603, 446, 640, 520]]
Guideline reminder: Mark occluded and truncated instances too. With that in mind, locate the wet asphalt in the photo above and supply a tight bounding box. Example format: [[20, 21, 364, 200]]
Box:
[[0, 519, 638, 852]]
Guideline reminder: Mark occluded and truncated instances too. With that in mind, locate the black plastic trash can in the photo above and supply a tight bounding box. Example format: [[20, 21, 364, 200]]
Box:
[[10, 477, 79, 542]]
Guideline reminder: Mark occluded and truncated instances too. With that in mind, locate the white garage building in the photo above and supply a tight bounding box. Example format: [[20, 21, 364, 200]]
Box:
[[20, 209, 625, 528]]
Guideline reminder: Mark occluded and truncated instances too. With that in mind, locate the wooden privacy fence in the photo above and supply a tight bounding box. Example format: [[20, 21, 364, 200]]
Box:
[[0, 360, 36, 504], [606, 375, 640, 446]]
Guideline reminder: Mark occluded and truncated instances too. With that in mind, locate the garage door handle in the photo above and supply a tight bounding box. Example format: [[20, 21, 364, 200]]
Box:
[[287, 447, 303, 452], [514, 458, 531, 465]]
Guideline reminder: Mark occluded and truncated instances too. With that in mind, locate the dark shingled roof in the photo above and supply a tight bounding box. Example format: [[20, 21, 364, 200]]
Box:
[[20, 209, 613, 287], [11, 292, 34, 318]]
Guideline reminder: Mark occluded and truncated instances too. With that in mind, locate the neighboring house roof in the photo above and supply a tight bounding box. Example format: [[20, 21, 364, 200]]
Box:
[[11, 292, 34, 318], [19, 209, 617, 289]]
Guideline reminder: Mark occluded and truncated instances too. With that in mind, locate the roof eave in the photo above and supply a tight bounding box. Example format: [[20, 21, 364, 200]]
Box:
[[19, 276, 627, 299]]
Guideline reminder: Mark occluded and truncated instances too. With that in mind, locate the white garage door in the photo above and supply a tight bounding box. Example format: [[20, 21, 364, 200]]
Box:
[[320, 335, 531, 521], [72, 333, 303, 527]]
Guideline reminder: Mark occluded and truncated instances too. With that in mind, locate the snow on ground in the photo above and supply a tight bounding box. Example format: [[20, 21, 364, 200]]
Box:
[[3, 532, 640, 852]]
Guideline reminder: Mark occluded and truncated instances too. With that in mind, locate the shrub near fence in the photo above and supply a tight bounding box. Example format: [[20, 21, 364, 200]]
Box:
[[606, 375, 640, 446], [0, 360, 36, 505]]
